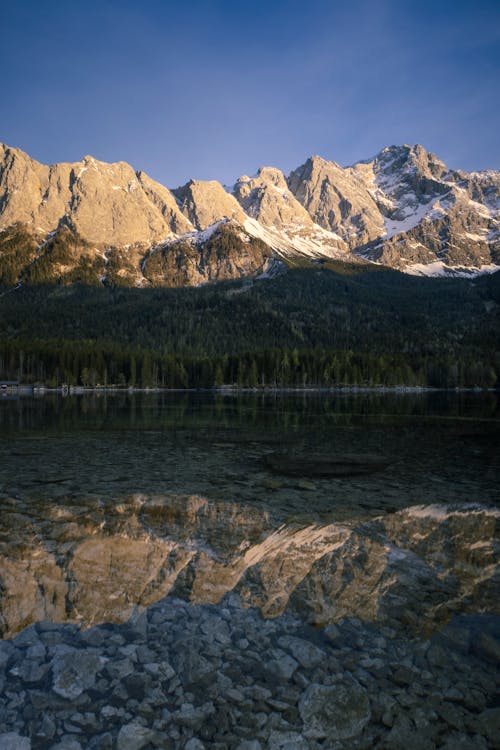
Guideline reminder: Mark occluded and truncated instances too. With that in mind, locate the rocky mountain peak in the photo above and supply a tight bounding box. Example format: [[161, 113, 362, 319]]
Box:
[[172, 179, 246, 230], [256, 166, 289, 189], [288, 155, 385, 247], [0, 142, 498, 285], [0, 147, 193, 247], [233, 166, 314, 229], [370, 143, 448, 185]]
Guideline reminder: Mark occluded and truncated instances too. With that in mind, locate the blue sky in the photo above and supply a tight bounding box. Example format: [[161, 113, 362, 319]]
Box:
[[2, 0, 499, 186]]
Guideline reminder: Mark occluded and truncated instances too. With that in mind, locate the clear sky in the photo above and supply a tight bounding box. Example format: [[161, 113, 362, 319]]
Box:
[[2, 0, 499, 187]]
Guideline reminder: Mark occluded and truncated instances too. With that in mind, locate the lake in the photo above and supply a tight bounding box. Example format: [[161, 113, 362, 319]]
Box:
[[0, 391, 499, 747]]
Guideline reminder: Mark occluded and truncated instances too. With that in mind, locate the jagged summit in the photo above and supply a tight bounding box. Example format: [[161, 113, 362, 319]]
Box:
[[172, 178, 247, 231], [0, 142, 498, 287]]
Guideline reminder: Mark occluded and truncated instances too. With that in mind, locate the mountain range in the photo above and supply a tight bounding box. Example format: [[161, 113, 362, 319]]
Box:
[[0, 142, 499, 287]]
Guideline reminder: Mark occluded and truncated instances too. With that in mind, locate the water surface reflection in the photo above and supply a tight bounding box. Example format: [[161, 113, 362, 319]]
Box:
[[0, 392, 498, 637]]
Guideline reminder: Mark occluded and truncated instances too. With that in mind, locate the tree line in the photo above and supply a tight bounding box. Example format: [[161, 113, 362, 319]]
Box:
[[0, 339, 497, 389], [0, 264, 498, 389]]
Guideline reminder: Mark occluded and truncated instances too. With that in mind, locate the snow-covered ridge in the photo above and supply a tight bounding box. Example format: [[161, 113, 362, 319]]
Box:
[[0, 141, 498, 280], [406, 262, 500, 278]]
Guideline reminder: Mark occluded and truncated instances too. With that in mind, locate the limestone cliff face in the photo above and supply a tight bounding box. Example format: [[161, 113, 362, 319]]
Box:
[[0, 144, 190, 246], [172, 179, 247, 230], [233, 167, 315, 230], [0, 494, 497, 638], [0, 142, 498, 284], [287, 156, 384, 247], [289, 144, 500, 272]]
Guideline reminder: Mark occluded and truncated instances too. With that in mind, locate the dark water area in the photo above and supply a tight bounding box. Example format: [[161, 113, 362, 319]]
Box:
[[0, 390, 498, 521]]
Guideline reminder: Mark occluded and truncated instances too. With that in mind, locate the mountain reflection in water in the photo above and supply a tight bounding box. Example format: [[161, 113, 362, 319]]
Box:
[[0, 391, 498, 639]]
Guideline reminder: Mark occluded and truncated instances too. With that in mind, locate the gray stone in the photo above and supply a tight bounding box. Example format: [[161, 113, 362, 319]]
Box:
[[277, 636, 325, 669], [105, 658, 135, 680], [475, 632, 500, 664], [116, 722, 156, 750], [392, 665, 415, 685], [323, 623, 342, 644], [298, 679, 370, 740], [476, 707, 500, 745], [267, 654, 299, 680], [35, 713, 57, 740], [26, 642, 46, 661], [267, 731, 309, 749], [49, 740, 83, 750], [12, 625, 40, 648], [10, 659, 50, 683], [173, 702, 215, 730], [382, 716, 435, 750], [225, 687, 246, 703], [87, 734, 113, 750], [0, 733, 31, 750], [184, 740, 205, 750], [235, 742, 262, 750], [440, 733, 488, 750], [52, 650, 106, 700], [436, 701, 464, 731]]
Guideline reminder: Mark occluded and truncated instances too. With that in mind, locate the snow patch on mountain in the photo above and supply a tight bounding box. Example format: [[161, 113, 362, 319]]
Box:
[[243, 218, 349, 260], [406, 261, 499, 278]]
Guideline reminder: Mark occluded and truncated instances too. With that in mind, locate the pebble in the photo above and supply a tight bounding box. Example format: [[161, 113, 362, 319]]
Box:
[[0, 596, 498, 749]]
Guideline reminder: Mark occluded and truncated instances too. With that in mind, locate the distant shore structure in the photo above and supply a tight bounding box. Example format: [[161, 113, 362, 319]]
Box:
[[0, 380, 19, 393]]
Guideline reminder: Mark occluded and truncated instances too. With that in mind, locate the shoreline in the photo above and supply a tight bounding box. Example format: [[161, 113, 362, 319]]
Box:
[[4, 384, 500, 396]]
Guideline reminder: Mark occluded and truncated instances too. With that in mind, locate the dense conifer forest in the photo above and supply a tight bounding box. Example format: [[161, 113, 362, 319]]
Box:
[[0, 263, 499, 388]]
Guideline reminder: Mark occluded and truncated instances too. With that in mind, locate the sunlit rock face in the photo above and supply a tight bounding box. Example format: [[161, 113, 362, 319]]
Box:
[[172, 179, 247, 230], [0, 494, 498, 638], [287, 155, 385, 248], [0, 144, 191, 246], [288, 144, 500, 272], [2, 141, 497, 283]]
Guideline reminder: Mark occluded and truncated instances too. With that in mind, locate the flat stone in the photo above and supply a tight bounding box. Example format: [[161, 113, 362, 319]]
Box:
[[10, 659, 50, 683], [49, 740, 83, 750], [173, 702, 215, 730], [105, 658, 135, 680], [116, 722, 156, 750], [476, 707, 500, 744], [51, 649, 106, 701], [267, 654, 299, 680], [0, 733, 31, 750], [87, 735, 113, 750], [185, 740, 205, 750], [392, 665, 417, 685], [267, 731, 309, 749], [298, 679, 370, 740], [266, 451, 391, 477], [296, 480, 316, 491], [277, 636, 325, 669], [474, 632, 500, 664], [440, 733, 488, 750], [383, 716, 435, 750], [323, 623, 342, 644]]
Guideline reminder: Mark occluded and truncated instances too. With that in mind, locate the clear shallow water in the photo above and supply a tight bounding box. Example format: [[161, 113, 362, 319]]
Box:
[[1, 391, 499, 516], [0, 391, 499, 636]]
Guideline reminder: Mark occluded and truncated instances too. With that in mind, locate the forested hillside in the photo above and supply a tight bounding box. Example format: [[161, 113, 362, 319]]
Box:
[[0, 263, 499, 388]]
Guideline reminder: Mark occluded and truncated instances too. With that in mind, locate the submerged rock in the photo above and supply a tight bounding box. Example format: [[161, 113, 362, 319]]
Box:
[[0, 734, 31, 750], [265, 451, 392, 477], [52, 650, 106, 700], [116, 723, 156, 750], [298, 679, 371, 739]]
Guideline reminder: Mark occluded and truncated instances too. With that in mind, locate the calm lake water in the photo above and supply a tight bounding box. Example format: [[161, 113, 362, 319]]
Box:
[[0, 391, 499, 636]]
